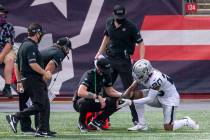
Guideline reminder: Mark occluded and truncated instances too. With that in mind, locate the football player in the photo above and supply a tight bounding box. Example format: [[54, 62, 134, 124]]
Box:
[[119, 59, 199, 131]]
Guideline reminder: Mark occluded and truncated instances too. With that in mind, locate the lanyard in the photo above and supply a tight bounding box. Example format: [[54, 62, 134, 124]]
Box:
[[94, 69, 97, 94]]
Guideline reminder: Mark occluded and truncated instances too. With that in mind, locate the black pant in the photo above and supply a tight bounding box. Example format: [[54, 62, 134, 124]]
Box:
[[73, 97, 118, 124], [108, 56, 138, 123], [17, 76, 50, 131], [19, 93, 40, 130]]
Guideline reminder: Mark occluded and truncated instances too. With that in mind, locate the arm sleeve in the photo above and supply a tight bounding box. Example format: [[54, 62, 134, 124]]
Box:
[[104, 18, 111, 36], [27, 47, 38, 64], [15, 54, 19, 64], [133, 89, 158, 105], [80, 71, 92, 88], [132, 24, 143, 44], [52, 51, 65, 67], [103, 74, 113, 87]]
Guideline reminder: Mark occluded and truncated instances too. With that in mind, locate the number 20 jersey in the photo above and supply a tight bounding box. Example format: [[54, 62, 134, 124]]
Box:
[[142, 69, 180, 106]]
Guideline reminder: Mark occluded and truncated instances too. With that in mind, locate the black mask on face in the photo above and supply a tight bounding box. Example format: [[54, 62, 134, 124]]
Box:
[[116, 18, 125, 24], [0, 15, 6, 25], [37, 32, 43, 44]]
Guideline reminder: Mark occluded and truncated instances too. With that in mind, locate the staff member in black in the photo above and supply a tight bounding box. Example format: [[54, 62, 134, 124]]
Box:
[[5, 23, 53, 137], [73, 56, 123, 132], [19, 37, 71, 134], [95, 4, 145, 125]]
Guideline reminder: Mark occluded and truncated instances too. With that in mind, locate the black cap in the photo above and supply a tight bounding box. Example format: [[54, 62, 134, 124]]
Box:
[[113, 5, 125, 19], [0, 4, 8, 14], [28, 23, 45, 35], [95, 57, 111, 74], [57, 37, 72, 50]]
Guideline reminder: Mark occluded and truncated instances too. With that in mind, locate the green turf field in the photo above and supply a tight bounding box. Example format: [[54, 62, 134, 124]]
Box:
[[0, 111, 209, 140]]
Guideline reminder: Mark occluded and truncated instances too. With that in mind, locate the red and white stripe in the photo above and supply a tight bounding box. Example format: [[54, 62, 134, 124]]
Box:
[[138, 15, 210, 61]]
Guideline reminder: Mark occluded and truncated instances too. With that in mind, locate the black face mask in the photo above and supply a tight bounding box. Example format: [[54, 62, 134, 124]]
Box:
[[61, 46, 69, 55], [37, 32, 43, 44], [0, 15, 6, 25], [116, 18, 125, 24]]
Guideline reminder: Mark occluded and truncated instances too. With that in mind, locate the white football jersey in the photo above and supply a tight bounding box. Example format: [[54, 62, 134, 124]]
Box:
[[141, 69, 180, 106]]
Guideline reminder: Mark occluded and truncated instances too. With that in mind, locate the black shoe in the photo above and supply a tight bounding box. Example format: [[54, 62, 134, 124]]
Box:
[[21, 128, 36, 135], [88, 120, 103, 130], [35, 130, 55, 137], [78, 122, 88, 133], [2, 87, 13, 99], [48, 130, 57, 135], [6, 114, 18, 133]]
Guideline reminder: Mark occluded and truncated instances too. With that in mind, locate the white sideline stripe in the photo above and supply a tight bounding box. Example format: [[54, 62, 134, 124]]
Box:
[[141, 30, 210, 45]]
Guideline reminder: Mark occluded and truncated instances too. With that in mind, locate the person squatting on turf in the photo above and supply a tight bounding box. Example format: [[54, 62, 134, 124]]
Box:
[[73, 55, 123, 132], [18, 37, 72, 135], [119, 59, 199, 131]]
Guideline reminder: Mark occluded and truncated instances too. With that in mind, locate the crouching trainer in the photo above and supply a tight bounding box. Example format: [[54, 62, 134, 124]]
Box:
[[73, 55, 123, 132]]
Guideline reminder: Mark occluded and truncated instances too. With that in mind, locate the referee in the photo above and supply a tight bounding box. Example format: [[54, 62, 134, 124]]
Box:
[[5, 23, 53, 137], [19, 37, 71, 134]]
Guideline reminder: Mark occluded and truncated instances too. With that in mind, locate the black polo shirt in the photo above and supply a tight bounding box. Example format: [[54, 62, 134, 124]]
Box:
[[74, 69, 112, 100], [105, 17, 143, 56], [40, 46, 66, 67], [16, 38, 44, 78]]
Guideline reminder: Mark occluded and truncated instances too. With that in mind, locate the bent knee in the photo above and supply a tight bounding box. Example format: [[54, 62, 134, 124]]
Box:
[[164, 124, 173, 131]]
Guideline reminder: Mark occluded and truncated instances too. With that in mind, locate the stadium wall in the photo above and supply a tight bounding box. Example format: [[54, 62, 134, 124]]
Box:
[[1, 0, 210, 99]]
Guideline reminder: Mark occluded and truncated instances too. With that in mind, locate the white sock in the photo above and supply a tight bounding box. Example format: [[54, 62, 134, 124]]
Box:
[[173, 118, 188, 130], [134, 103, 145, 125]]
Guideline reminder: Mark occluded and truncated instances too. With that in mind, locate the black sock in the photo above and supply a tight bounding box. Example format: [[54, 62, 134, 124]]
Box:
[[15, 112, 21, 120], [4, 84, 11, 89]]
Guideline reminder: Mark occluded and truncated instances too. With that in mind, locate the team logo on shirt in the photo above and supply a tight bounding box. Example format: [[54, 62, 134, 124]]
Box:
[[122, 28, 126, 31]]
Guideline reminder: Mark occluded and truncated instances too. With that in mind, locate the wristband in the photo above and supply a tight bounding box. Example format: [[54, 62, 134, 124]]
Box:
[[17, 80, 22, 83], [96, 95, 98, 99]]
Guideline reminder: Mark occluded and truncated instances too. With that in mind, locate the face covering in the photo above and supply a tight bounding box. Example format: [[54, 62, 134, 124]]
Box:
[[36, 32, 43, 44], [0, 15, 6, 25], [116, 18, 125, 24]]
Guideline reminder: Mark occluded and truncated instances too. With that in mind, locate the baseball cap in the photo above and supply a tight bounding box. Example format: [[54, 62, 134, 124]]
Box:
[[0, 4, 8, 14], [95, 57, 111, 75], [28, 23, 45, 35], [57, 37, 72, 50], [113, 5, 125, 19]]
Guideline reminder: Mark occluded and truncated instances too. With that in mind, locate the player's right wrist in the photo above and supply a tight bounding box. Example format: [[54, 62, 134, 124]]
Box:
[[86, 92, 95, 99]]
